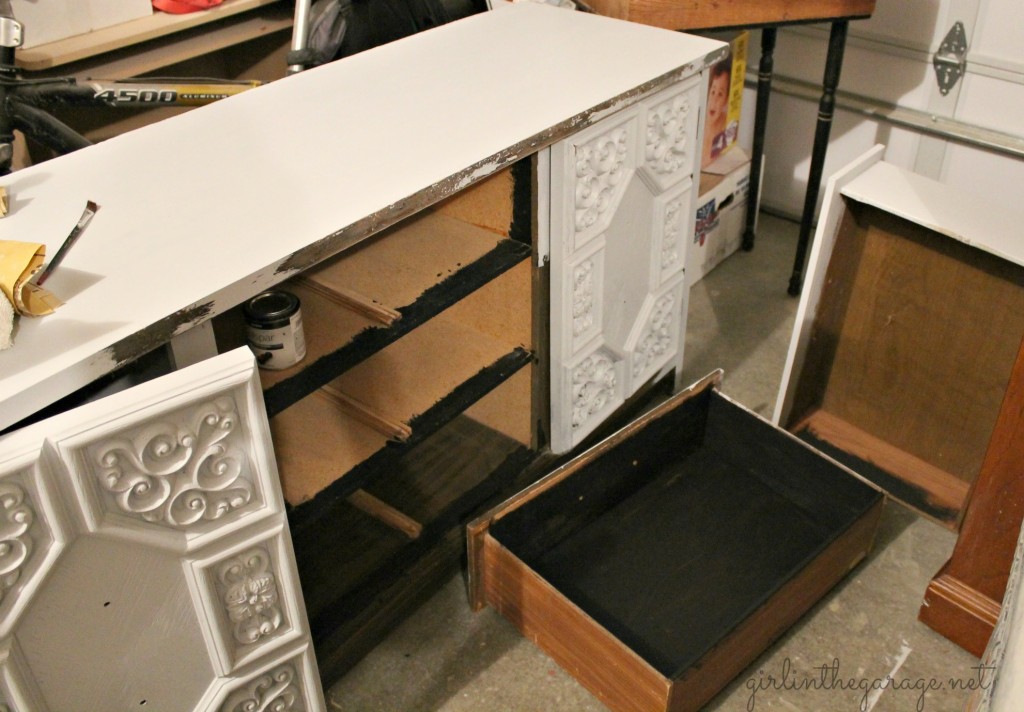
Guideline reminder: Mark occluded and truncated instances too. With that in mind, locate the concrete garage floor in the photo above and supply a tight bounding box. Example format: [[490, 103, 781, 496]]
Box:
[[327, 213, 982, 712]]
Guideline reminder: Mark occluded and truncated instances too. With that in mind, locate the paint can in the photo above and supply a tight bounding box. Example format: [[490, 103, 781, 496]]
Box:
[[244, 290, 306, 370]]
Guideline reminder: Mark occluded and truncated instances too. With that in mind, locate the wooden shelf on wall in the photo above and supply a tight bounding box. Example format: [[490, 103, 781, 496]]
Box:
[[17, 0, 290, 72]]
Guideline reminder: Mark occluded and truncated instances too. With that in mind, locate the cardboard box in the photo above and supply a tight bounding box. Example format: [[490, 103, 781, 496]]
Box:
[[689, 148, 751, 284], [700, 30, 748, 168], [12, 0, 153, 49]]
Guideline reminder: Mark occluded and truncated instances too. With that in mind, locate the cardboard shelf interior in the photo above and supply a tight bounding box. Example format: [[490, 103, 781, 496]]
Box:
[[295, 211, 506, 326], [291, 414, 534, 681], [206, 163, 533, 506], [269, 264, 532, 504], [208, 167, 530, 417], [279, 177, 535, 671], [784, 200, 1024, 527], [489, 388, 881, 679]]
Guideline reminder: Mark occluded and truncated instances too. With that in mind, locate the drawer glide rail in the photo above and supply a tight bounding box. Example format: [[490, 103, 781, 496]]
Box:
[[263, 238, 531, 417]]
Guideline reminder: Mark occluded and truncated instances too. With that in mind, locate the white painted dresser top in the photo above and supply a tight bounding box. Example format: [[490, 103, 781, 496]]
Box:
[[0, 2, 723, 429]]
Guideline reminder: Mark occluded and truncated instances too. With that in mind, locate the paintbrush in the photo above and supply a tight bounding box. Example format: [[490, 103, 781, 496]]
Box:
[[35, 200, 99, 286]]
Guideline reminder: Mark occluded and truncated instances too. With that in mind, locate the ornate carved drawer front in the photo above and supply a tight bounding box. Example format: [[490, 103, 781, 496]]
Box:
[[549, 77, 702, 453], [0, 348, 324, 712]]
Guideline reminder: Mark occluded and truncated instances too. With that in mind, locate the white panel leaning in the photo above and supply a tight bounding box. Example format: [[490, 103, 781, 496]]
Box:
[[0, 347, 325, 712]]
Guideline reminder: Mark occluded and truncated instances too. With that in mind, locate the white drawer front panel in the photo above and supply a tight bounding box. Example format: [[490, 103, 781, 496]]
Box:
[[550, 77, 703, 453], [0, 348, 324, 712]]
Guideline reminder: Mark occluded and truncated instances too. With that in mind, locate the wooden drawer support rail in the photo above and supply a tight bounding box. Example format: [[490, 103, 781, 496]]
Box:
[[264, 238, 531, 417], [288, 347, 533, 530], [291, 422, 536, 685]]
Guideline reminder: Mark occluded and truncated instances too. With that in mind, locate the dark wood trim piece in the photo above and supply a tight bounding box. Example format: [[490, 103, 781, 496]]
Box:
[[510, 157, 533, 246], [794, 416, 965, 528], [264, 239, 531, 417]]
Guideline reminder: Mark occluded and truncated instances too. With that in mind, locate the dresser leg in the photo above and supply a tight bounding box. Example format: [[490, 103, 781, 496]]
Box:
[[788, 20, 848, 296], [741, 27, 776, 252], [919, 335, 1024, 656]]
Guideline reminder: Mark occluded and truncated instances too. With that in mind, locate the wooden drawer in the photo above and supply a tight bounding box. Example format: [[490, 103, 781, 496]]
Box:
[[469, 372, 882, 712], [776, 150, 1024, 530], [774, 146, 1024, 657]]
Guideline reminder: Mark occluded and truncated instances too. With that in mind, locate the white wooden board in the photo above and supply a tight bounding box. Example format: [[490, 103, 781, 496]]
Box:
[[839, 160, 1024, 268], [772, 144, 884, 426]]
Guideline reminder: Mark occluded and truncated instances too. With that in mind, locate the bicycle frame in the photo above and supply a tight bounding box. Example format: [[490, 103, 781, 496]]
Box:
[[0, 1, 263, 175]]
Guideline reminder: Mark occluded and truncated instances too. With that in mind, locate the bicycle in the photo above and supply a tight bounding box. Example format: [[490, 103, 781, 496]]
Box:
[[0, 0, 486, 175], [0, 0, 282, 175]]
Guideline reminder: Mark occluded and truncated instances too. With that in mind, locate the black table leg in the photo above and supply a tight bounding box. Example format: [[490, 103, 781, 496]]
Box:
[[788, 20, 849, 296], [742, 27, 777, 252]]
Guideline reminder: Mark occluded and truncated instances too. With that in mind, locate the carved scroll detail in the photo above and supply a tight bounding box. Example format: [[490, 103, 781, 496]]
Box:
[[633, 293, 677, 377], [574, 127, 629, 233], [0, 482, 34, 605], [572, 353, 617, 430], [221, 663, 303, 712], [572, 258, 596, 337], [645, 93, 692, 177], [662, 195, 684, 273], [93, 396, 255, 529], [217, 546, 284, 646]]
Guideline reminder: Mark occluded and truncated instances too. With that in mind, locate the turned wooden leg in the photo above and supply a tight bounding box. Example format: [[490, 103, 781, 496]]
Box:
[[741, 27, 777, 252], [788, 21, 848, 296]]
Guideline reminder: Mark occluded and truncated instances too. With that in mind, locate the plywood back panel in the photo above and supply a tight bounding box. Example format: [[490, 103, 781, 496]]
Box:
[[809, 201, 1024, 483], [439, 260, 531, 348], [434, 167, 515, 238], [301, 212, 504, 317], [465, 366, 534, 447]]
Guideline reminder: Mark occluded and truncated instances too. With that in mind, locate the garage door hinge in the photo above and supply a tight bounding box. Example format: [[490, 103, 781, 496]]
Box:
[[934, 21, 968, 96]]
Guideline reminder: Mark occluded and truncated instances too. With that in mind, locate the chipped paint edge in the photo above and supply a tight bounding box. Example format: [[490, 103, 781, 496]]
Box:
[[2, 54, 722, 433]]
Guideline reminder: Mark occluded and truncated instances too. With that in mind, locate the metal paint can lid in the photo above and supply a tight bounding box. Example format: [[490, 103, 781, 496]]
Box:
[[244, 290, 300, 330], [244, 290, 306, 370]]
